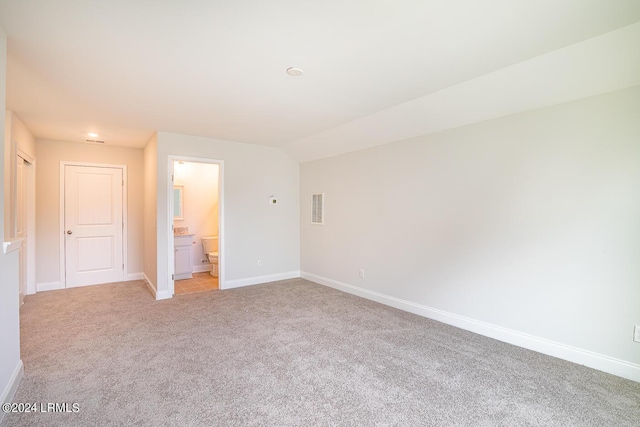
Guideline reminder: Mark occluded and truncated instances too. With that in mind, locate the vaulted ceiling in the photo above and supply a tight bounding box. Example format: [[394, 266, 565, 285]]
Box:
[[1, 1, 639, 161]]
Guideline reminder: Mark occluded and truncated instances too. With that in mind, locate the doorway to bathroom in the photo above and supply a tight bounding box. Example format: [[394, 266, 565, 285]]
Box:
[[168, 156, 223, 296]]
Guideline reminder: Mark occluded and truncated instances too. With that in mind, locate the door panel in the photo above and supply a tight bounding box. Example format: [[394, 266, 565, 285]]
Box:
[[78, 174, 113, 224], [65, 165, 123, 288], [77, 236, 115, 271]]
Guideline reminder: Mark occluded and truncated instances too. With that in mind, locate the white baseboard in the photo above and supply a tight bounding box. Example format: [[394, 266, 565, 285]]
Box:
[[142, 273, 158, 298], [301, 271, 640, 383], [127, 272, 144, 281], [143, 273, 172, 300], [224, 271, 300, 290], [193, 264, 212, 273], [37, 275, 144, 291], [156, 290, 172, 300], [36, 281, 62, 292], [0, 360, 24, 424]]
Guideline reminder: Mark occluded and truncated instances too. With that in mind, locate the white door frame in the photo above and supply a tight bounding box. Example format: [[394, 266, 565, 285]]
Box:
[[16, 148, 36, 295], [59, 161, 128, 289], [167, 155, 224, 296]]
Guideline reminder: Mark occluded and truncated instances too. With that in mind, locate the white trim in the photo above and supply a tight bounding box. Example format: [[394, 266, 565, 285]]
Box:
[[156, 290, 173, 300], [58, 164, 64, 288], [301, 271, 640, 383], [143, 273, 157, 297], [0, 360, 24, 424], [36, 281, 62, 292], [225, 271, 300, 290], [167, 156, 225, 295], [167, 158, 174, 296], [15, 147, 34, 164], [144, 272, 171, 300], [127, 272, 144, 281], [59, 162, 128, 289], [193, 264, 212, 273], [2, 238, 22, 254], [16, 151, 36, 295], [122, 167, 129, 282], [26, 160, 36, 295]]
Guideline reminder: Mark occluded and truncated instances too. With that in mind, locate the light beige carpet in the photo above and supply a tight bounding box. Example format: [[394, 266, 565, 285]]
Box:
[[2, 278, 639, 426]]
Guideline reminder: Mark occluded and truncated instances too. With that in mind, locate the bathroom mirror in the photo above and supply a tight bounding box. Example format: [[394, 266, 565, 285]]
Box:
[[173, 186, 184, 220]]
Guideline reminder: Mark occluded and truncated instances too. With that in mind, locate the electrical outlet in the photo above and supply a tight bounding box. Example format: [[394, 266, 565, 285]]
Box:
[[359, 269, 365, 279], [634, 325, 640, 343], [257, 260, 262, 267]]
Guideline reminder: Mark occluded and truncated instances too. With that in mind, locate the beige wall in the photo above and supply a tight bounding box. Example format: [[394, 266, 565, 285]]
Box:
[[35, 139, 145, 286], [10, 112, 35, 159], [143, 134, 158, 288], [173, 161, 219, 269], [301, 86, 640, 380]]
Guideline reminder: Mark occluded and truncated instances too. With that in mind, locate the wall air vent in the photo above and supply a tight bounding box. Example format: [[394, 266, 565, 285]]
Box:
[[311, 193, 324, 225]]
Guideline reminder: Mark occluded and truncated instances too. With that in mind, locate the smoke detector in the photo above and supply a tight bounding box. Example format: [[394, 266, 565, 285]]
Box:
[[286, 67, 303, 77]]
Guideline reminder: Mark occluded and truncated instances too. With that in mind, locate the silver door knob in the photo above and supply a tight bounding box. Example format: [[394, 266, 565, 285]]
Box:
[[66, 230, 73, 235]]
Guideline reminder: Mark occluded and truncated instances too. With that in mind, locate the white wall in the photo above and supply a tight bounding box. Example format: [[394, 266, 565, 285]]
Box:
[[35, 139, 145, 288], [285, 22, 640, 163], [154, 132, 300, 296], [0, 24, 23, 422], [4, 111, 35, 239], [300, 86, 640, 381], [143, 134, 158, 289], [9, 112, 35, 160], [173, 161, 219, 270]]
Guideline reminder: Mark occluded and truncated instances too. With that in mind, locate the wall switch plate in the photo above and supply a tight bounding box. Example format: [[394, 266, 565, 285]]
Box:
[[634, 325, 640, 343], [257, 260, 262, 267], [269, 196, 277, 205], [359, 269, 365, 279]]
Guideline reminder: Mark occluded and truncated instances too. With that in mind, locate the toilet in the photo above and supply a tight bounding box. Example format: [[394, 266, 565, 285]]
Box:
[[201, 236, 219, 277]]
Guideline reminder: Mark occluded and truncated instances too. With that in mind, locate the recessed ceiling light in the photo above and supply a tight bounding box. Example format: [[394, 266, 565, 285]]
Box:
[[286, 67, 303, 77], [88, 132, 98, 138]]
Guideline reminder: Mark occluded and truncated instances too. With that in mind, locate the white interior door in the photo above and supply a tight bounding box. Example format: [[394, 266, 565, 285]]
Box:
[[64, 165, 124, 288], [16, 156, 27, 304]]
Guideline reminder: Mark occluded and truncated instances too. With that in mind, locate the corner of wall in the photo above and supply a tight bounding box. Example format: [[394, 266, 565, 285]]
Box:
[[0, 23, 24, 416], [143, 134, 158, 288], [0, 360, 23, 423]]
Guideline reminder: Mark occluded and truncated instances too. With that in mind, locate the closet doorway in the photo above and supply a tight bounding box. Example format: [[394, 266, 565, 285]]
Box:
[[60, 163, 126, 288]]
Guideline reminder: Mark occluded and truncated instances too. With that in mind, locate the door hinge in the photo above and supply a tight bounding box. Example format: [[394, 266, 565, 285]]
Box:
[[122, 263, 124, 270], [172, 274, 174, 280], [171, 174, 174, 182]]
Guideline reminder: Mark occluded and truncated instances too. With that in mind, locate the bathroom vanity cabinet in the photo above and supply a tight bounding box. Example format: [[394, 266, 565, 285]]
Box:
[[174, 234, 194, 280]]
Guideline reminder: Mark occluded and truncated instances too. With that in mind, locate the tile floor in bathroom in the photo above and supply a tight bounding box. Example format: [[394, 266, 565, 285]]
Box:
[[175, 272, 219, 295]]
